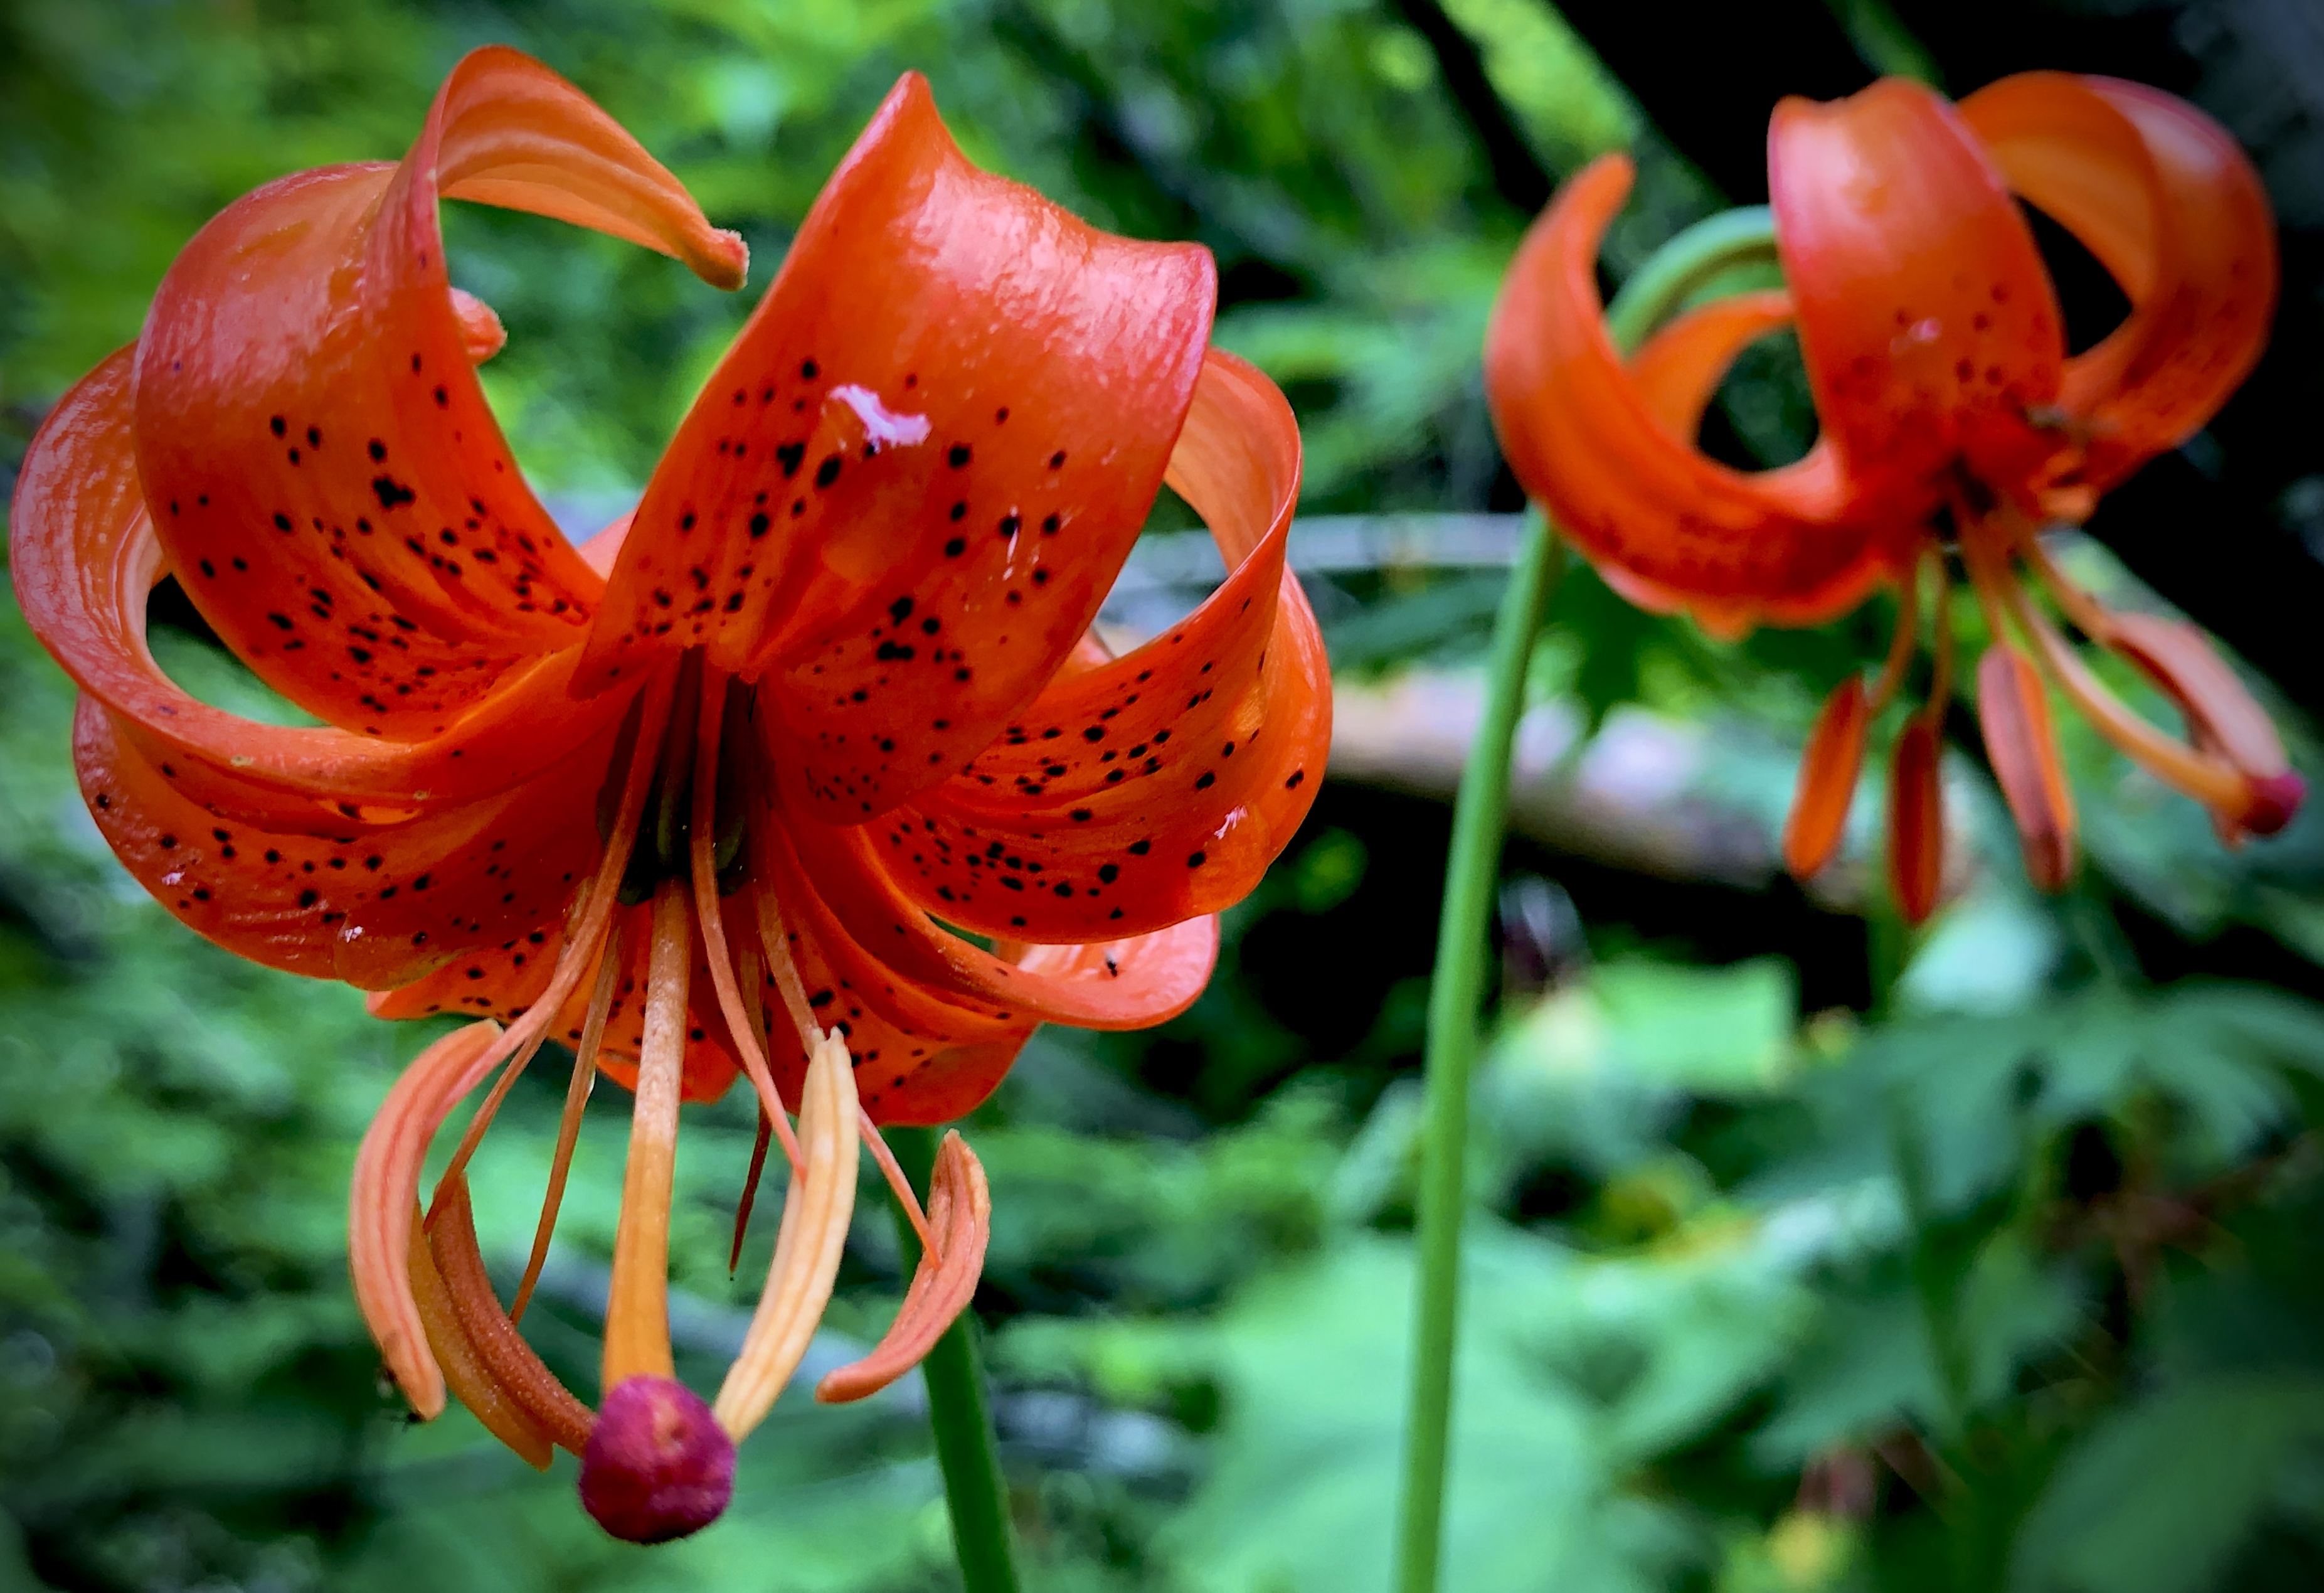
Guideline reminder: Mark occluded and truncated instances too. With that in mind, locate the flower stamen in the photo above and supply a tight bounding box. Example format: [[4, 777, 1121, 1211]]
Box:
[[713, 1028, 859, 1441], [406, 1196, 554, 1468], [511, 925, 624, 1321], [423, 673, 676, 1218], [817, 1129, 989, 1403], [427, 1173, 596, 1452], [729, 940, 774, 1274], [687, 662, 805, 1180], [1997, 567, 2251, 814]]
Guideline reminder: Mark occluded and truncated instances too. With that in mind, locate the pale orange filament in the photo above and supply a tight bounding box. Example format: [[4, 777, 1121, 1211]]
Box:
[[510, 924, 624, 1323], [730, 940, 775, 1274], [2012, 523, 2116, 643], [687, 663, 806, 1179], [751, 881, 819, 1044], [1958, 507, 2251, 812], [421, 675, 675, 1222], [1866, 552, 1923, 713], [857, 1107, 938, 1262], [602, 879, 692, 1388], [1926, 558, 1957, 712], [1997, 574, 2250, 812], [1960, 530, 2022, 654], [745, 875, 938, 1259]]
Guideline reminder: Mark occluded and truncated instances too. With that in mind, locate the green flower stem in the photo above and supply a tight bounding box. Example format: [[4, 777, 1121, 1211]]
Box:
[[884, 1124, 1021, 1593], [1391, 512, 1567, 1593], [1391, 204, 1781, 1593]]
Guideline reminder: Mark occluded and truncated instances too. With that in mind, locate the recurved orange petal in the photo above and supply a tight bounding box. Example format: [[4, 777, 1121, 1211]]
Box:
[[1484, 156, 1894, 631], [1976, 643, 2077, 890], [790, 817, 1218, 1035], [1960, 72, 2277, 492], [1626, 289, 1796, 440], [131, 47, 738, 735], [881, 350, 1329, 940], [579, 72, 1216, 833], [9, 351, 640, 828], [73, 697, 608, 989], [1769, 78, 2067, 500]]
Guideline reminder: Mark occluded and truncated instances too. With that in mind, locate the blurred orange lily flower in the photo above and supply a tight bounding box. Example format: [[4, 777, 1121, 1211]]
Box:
[[1485, 71, 2300, 922], [10, 46, 1327, 1537]]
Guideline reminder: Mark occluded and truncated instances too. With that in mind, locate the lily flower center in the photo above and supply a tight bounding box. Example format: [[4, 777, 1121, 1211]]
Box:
[[354, 642, 968, 1545]]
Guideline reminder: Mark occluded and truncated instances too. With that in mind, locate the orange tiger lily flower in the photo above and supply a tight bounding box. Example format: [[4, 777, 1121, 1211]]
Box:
[[9, 46, 1327, 1539], [1485, 72, 2300, 922]]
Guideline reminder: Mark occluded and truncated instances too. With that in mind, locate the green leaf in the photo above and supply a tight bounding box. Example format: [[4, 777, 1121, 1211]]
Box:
[[2012, 1376, 2324, 1593]]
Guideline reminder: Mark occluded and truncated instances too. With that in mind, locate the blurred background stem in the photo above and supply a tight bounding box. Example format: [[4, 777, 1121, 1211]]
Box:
[[1393, 207, 1780, 1593], [886, 1126, 1021, 1593]]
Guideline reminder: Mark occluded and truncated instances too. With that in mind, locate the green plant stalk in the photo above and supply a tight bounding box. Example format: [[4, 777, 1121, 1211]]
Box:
[[1391, 205, 1780, 1593], [885, 1124, 1021, 1593]]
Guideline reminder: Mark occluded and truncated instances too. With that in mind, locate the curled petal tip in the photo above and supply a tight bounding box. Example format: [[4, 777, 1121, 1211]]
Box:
[[2242, 770, 2306, 837], [580, 1375, 735, 1544]]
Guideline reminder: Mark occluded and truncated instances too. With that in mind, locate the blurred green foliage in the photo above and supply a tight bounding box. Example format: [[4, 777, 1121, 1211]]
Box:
[[4, 2, 2324, 1592]]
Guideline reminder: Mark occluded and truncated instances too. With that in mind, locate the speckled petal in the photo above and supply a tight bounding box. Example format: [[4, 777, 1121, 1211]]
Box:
[[1960, 72, 2276, 491], [130, 46, 741, 736], [577, 72, 1216, 828], [1769, 78, 2067, 501], [788, 818, 1219, 1033], [10, 350, 642, 827], [750, 818, 1034, 1125], [875, 351, 1325, 939], [75, 696, 608, 989]]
